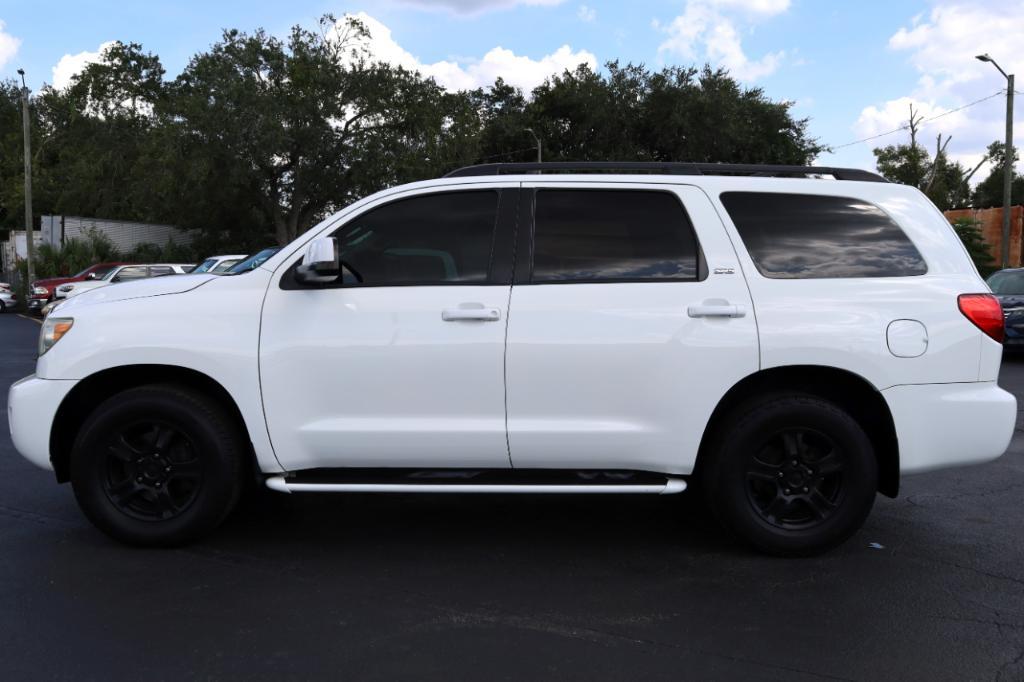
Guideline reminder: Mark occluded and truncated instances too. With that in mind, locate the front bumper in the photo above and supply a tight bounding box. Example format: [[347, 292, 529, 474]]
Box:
[[883, 381, 1016, 474], [27, 297, 46, 310], [7, 375, 78, 472]]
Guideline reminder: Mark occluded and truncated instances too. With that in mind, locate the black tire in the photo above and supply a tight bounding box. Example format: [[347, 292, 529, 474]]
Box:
[[701, 392, 877, 556], [70, 384, 245, 546], [0, 299, 6, 313]]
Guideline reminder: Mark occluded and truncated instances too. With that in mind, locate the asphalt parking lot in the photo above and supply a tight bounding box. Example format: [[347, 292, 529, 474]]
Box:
[[1, 311, 1023, 681]]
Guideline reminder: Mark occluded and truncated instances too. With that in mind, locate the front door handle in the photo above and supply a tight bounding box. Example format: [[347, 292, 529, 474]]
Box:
[[442, 306, 501, 322], [688, 302, 746, 318]]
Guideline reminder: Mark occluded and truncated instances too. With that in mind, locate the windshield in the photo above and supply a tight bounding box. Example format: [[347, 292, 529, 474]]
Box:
[[988, 270, 1024, 295], [227, 248, 281, 274], [101, 267, 123, 282], [192, 258, 219, 274]]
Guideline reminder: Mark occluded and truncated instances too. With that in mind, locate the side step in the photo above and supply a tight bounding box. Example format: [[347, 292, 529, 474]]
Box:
[[265, 468, 687, 495]]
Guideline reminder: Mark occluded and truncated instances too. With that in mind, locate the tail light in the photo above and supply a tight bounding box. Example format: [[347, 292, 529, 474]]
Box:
[[958, 294, 1004, 343]]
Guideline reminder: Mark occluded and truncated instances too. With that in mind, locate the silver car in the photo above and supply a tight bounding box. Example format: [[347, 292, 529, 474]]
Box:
[[0, 287, 17, 313]]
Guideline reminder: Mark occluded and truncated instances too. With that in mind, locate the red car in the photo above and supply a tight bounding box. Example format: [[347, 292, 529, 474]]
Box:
[[28, 262, 127, 314]]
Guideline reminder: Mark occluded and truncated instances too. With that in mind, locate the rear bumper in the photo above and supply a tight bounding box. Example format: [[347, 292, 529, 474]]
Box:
[[883, 382, 1016, 474], [7, 375, 78, 472]]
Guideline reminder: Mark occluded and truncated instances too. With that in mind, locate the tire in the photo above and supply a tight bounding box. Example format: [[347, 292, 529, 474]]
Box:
[[0, 299, 6, 313], [70, 384, 245, 546], [701, 392, 878, 556]]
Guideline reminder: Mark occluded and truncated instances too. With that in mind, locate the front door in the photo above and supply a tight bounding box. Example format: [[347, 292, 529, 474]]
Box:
[[505, 182, 759, 474], [260, 186, 516, 471]]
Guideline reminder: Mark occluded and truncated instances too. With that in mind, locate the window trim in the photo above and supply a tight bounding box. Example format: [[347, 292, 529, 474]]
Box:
[[517, 187, 708, 286], [280, 187, 517, 291], [719, 190, 929, 280]]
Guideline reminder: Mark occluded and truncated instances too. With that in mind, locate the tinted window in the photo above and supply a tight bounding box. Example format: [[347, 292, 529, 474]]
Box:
[[532, 190, 700, 283], [330, 191, 499, 286], [148, 266, 174, 277], [721, 192, 927, 279], [987, 270, 1024, 295]]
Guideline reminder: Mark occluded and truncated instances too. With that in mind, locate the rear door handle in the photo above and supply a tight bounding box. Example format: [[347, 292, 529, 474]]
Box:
[[442, 307, 501, 322], [688, 303, 746, 318]]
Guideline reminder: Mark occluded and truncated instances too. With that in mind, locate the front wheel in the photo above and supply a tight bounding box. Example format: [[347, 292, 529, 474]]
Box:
[[70, 384, 245, 546], [701, 393, 878, 556]]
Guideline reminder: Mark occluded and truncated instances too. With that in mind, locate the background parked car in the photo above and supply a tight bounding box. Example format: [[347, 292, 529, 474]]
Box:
[[193, 254, 247, 274], [987, 268, 1024, 350], [0, 287, 15, 312], [28, 262, 128, 314], [56, 263, 192, 300]]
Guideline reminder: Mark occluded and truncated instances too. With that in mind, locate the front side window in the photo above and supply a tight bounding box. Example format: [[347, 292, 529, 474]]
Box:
[[720, 192, 928, 279], [531, 190, 700, 283], [148, 266, 174, 277], [329, 190, 499, 286]]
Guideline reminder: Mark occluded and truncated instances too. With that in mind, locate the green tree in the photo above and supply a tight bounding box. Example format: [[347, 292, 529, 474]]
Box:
[[950, 217, 995, 276], [972, 141, 1024, 208], [473, 63, 822, 166]]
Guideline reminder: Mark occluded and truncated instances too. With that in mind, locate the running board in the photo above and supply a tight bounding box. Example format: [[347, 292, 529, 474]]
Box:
[[265, 469, 686, 495]]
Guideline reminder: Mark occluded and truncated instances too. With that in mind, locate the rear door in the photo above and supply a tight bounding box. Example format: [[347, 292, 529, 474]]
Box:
[[505, 182, 758, 474]]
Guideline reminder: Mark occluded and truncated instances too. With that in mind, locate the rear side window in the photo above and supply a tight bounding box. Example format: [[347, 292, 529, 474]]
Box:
[[720, 192, 927, 279], [532, 190, 700, 283], [331, 191, 499, 286]]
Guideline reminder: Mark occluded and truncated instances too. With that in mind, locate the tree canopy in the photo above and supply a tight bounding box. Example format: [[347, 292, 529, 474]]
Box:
[[2, 16, 823, 248]]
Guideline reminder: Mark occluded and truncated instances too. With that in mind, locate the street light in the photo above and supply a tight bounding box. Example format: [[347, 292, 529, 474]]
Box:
[[524, 128, 542, 163], [16, 68, 35, 291], [976, 53, 1015, 269]]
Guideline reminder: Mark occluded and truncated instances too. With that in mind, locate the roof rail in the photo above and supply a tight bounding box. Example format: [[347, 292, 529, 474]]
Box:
[[443, 162, 887, 183]]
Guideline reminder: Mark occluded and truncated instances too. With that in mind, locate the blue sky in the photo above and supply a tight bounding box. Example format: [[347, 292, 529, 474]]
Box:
[[0, 0, 1020, 178]]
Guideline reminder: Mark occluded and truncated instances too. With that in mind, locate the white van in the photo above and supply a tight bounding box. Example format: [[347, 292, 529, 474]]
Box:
[[7, 162, 1015, 554]]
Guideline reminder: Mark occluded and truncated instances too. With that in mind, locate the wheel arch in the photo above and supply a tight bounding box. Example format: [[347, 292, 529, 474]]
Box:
[[50, 364, 254, 483], [695, 365, 900, 497]]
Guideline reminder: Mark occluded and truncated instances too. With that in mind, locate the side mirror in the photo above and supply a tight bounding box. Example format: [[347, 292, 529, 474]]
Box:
[[295, 237, 340, 284], [85, 273, 97, 280]]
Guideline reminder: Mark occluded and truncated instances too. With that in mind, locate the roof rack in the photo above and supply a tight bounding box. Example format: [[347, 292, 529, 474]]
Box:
[[443, 162, 887, 183]]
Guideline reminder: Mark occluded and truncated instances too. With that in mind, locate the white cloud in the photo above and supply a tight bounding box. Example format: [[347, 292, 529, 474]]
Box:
[[397, 0, 564, 15], [337, 12, 596, 92], [849, 2, 1024, 183], [655, 0, 788, 82], [0, 20, 21, 70], [51, 40, 117, 89], [577, 4, 596, 23]]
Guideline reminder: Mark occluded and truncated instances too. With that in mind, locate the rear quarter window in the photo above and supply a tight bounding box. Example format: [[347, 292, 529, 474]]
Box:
[[720, 192, 928, 279]]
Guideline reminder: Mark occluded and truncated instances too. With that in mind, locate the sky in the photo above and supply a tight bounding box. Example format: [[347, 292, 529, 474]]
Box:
[[0, 0, 1021, 180]]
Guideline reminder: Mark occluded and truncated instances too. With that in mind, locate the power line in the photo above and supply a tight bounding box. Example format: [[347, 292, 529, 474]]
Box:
[[829, 90, 1006, 151]]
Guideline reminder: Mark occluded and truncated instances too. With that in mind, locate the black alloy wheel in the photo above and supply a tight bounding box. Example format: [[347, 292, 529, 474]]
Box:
[[744, 427, 845, 530], [702, 393, 877, 556], [102, 421, 204, 521]]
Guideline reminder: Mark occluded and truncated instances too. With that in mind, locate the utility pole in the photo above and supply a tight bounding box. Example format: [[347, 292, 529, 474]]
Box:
[[976, 54, 1015, 269], [525, 128, 542, 163], [16, 68, 35, 291]]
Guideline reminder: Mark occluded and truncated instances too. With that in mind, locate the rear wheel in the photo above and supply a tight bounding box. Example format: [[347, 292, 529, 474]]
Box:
[[701, 393, 877, 556], [70, 384, 244, 546]]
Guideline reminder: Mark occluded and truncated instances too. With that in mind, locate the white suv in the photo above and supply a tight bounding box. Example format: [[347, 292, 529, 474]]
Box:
[[7, 162, 1015, 555]]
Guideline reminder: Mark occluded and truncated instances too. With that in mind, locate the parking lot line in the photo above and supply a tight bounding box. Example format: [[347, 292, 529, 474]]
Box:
[[17, 314, 42, 325]]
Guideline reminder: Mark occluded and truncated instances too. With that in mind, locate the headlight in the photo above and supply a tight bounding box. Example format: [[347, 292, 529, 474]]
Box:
[[39, 317, 74, 356], [32, 286, 48, 295]]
